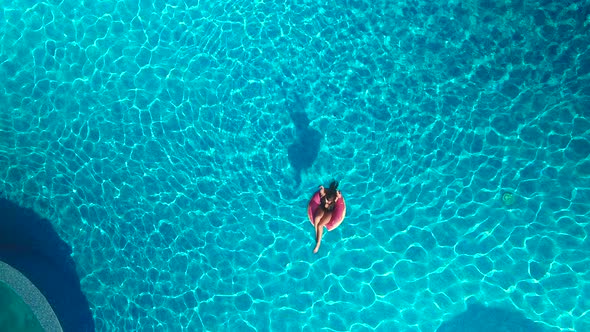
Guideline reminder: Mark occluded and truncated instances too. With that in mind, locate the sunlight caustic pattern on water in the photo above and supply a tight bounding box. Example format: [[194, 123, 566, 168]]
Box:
[[1, 0, 590, 330]]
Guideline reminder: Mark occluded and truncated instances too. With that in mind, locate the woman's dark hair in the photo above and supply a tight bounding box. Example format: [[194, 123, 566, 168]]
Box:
[[325, 180, 339, 199]]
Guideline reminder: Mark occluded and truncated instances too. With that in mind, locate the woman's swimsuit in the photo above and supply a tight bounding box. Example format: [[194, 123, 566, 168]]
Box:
[[320, 195, 336, 212]]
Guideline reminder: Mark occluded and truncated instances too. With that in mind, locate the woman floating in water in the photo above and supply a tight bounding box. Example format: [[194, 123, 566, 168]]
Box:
[[307, 181, 346, 253]]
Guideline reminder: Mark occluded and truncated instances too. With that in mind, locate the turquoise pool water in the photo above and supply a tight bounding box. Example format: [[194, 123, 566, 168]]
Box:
[[1, 0, 590, 331]]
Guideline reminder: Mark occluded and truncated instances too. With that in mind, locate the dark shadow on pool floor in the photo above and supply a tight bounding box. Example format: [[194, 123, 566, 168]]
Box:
[[0, 198, 95, 331], [437, 302, 546, 332], [287, 109, 321, 185]]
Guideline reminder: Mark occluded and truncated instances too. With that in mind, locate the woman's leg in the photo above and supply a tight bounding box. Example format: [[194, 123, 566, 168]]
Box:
[[313, 208, 324, 252], [313, 212, 332, 253], [313, 209, 325, 227], [312, 209, 325, 251]]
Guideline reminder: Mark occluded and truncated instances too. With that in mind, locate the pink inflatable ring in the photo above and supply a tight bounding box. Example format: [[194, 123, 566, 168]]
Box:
[[307, 190, 346, 231]]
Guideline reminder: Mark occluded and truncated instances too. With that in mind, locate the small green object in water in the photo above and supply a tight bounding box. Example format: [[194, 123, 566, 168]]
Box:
[[502, 192, 516, 206]]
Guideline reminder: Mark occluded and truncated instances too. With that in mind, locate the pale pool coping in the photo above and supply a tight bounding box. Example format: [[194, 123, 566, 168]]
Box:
[[0, 260, 63, 332]]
